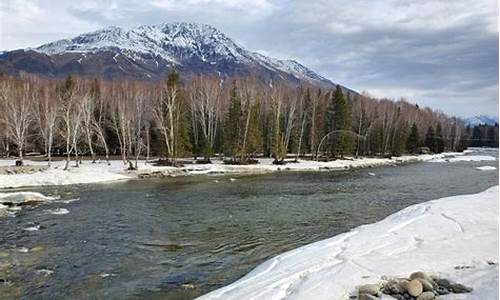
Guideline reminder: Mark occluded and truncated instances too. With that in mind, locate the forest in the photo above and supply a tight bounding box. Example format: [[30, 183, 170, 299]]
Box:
[[0, 72, 477, 169]]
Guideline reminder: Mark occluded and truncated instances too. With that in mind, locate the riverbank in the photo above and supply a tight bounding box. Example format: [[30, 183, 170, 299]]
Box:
[[0, 151, 477, 189], [198, 185, 499, 300]]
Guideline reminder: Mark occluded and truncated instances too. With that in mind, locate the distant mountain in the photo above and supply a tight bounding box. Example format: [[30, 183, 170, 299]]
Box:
[[0, 22, 347, 90], [465, 115, 499, 127]]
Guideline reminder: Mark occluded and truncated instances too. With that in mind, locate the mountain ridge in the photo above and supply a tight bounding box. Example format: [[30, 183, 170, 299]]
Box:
[[465, 115, 499, 127], [0, 22, 347, 90]]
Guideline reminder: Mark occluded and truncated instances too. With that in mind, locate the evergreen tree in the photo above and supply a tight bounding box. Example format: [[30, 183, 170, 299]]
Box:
[[325, 85, 351, 157], [224, 81, 242, 158], [368, 121, 384, 155], [406, 123, 419, 154], [245, 103, 263, 156], [270, 100, 285, 162], [471, 126, 482, 147], [425, 126, 436, 152], [391, 122, 408, 156], [170, 71, 191, 158], [435, 123, 444, 153]]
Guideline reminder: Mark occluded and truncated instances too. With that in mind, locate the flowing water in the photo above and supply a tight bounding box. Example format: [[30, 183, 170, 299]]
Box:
[[0, 148, 498, 299]]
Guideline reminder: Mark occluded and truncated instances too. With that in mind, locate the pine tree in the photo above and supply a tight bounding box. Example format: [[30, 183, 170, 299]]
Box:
[[406, 123, 419, 154], [435, 123, 444, 153], [391, 121, 408, 156], [245, 103, 262, 156], [369, 122, 384, 155], [224, 81, 242, 159], [271, 109, 286, 162], [471, 126, 482, 147], [425, 126, 436, 152], [160, 71, 191, 162], [332, 85, 351, 157]]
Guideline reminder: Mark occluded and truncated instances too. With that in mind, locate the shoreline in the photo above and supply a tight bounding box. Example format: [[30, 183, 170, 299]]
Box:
[[0, 152, 470, 189], [197, 185, 499, 300]]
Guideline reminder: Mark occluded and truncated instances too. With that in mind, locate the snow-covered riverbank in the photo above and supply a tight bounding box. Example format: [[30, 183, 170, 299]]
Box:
[[0, 152, 478, 189], [198, 185, 499, 300]]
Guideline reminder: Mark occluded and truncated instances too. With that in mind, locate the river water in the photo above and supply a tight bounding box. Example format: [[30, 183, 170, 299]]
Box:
[[0, 148, 498, 299]]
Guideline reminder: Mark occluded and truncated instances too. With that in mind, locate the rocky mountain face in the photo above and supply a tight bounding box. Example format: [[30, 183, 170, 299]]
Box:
[[0, 22, 344, 89], [465, 115, 499, 127]]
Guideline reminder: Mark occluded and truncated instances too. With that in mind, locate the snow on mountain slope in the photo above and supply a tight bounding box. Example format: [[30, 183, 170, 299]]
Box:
[[465, 115, 499, 127], [24, 22, 335, 87]]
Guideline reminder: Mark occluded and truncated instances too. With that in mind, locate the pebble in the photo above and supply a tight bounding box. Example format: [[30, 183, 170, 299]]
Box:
[[416, 291, 435, 300], [358, 284, 380, 295], [358, 294, 379, 300], [384, 280, 406, 294], [416, 278, 434, 292], [449, 283, 473, 293], [407, 279, 423, 297], [435, 286, 450, 295], [410, 272, 434, 284]]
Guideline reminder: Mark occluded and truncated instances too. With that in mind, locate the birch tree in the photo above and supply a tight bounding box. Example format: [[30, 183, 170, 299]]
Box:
[[0, 80, 34, 165]]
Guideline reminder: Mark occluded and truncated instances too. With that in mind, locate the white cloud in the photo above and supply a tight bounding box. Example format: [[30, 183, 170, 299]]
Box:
[[0, 0, 497, 117]]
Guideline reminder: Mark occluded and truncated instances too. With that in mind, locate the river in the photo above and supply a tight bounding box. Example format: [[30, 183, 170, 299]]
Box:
[[0, 148, 497, 299]]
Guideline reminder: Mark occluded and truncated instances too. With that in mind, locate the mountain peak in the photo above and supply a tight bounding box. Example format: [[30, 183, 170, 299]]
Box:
[[1, 22, 339, 88], [465, 115, 499, 127]]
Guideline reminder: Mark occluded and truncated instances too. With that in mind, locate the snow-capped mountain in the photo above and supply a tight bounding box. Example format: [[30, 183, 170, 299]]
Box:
[[0, 22, 341, 89], [465, 115, 499, 127]]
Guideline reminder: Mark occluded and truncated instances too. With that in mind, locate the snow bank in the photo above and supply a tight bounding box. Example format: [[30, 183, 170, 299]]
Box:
[[0, 191, 58, 217], [0, 152, 464, 189], [0, 191, 56, 204], [0, 160, 132, 189], [475, 166, 497, 171], [198, 186, 499, 300], [430, 155, 497, 163]]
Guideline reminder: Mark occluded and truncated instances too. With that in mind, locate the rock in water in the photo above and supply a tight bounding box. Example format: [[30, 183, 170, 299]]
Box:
[[407, 279, 423, 297], [358, 284, 380, 295], [416, 291, 435, 300]]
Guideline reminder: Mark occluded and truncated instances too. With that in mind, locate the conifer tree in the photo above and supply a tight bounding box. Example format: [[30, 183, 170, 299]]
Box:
[[435, 123, 444, 153], [391, 121, 408, 156], [325, 85, 351, 157], [245, 103, 262, 157], [425, 126, 436, 152], [224, 81, 242, 159], [406, 123, 419, 154]]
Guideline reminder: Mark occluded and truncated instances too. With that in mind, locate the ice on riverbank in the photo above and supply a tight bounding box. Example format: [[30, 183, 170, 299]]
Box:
[[0, 191, 56, 204], [46, 208, 69, 215], [0, 191, 58, 216], [430, 155, 497, 163], [476, 166, 497, 171], [198, 186, 499, 300], [0, 152, 465, 189]]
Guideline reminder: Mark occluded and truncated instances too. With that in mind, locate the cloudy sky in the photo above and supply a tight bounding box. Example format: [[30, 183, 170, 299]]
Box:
[[0, 0, 498, 117]]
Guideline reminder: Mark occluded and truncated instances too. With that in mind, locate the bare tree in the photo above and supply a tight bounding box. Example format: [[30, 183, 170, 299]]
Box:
[[34, 83, 59, 165], [152, 75, 184, 163], [58, 76, 84, 170], [80, 92, 96, 163], [0, 80, 35, 165], [188, 76, 223, 161]]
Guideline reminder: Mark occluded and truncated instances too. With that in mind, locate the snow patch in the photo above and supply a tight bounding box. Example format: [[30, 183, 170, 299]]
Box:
[[430, 155, 497, 163], [23, 225, 40, 231], [0, 192, 56, 205], [198, 186, 499, 300], [0, 152, 466, 189], [46, 208, 69, 215], [475, 166, 497, 171]]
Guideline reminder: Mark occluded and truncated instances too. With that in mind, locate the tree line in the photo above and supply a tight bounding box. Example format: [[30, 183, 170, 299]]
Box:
[[0, 72, 473, 169], [465, 124, 499, 148]]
